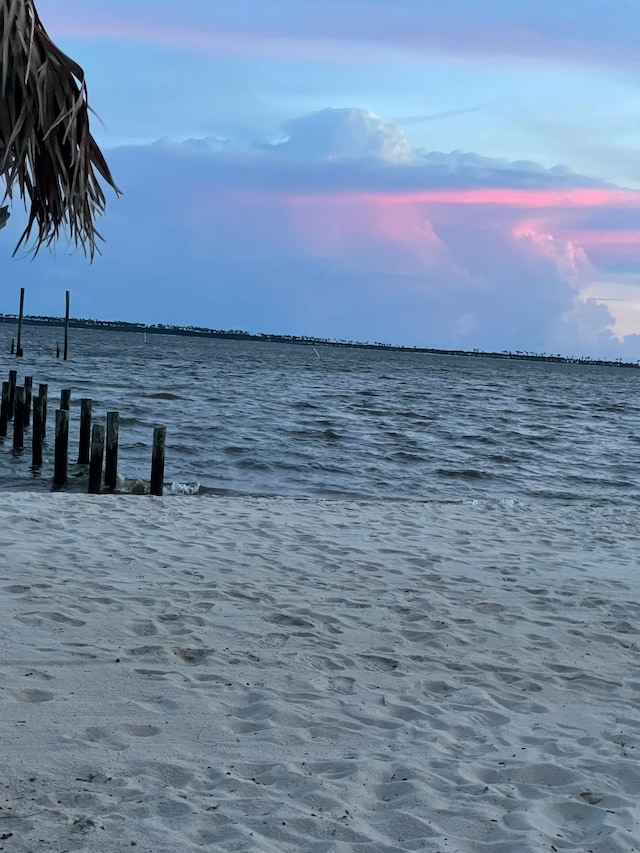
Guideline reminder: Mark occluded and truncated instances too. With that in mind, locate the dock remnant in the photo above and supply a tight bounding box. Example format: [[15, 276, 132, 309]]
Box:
[[150, 427, 166, 496]]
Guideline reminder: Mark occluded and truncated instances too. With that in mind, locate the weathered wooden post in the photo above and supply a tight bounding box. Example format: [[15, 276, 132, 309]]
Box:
[[60, 388, 71, 411], [39, 383, 48, 438], [12, 387, 25, 450], [53, 409, 69, 486], [56, 343, 60, 358], [88, 423, 105, 494], [64, 291, 70, 361], [0, 382, 8, 437], [10, 338, 14, 355], [8, 370, 17, 420], [16, 287, 24, 357], [150, 427, 166, 496], [78, 398, 92, 464], [32, 396, 43, 468], [23, 376, 32, 428], [105, 411, 119, 492]]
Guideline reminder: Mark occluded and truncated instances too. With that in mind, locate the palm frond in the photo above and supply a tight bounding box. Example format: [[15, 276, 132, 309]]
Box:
[[0, 0, 120, 258]]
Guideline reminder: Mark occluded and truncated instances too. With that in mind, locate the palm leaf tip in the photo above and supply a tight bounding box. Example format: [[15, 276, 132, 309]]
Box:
[[0, 0, 121, 259]]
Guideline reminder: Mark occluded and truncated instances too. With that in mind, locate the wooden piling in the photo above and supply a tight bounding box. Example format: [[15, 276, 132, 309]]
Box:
[[10, 338, 14, 355], [0, 382, 9, 437], [8, 369, 17, 420], [150, 427, 166, 496], [53, 409, 69, 486], [105, 411, 119, 492], [56, 343, 60, 358], [16, 287, 24, 357], [13, 387, 25, 450], [88, 424, 105, 494], [78, 398, 92, 464], [64, 291, 70, 361], [39, 383, 48, 438], [32, 396, 43, 467], [23, 376, 32, 428], [60, 388, 71, 411]]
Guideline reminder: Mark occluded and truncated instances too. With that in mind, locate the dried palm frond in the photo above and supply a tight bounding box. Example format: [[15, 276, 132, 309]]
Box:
[[0, 0, 120, 258]]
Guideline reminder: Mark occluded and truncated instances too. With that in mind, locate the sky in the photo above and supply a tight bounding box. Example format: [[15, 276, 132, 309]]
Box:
[[2, 0, 640, 358]]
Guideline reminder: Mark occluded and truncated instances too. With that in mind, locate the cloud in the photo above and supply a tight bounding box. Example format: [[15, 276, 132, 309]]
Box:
[[266, 108, 416, 163], [40, 0, 640, 71], [395, 107, 485, 126], [165, 111, 632, 204], [2, 107, 638, 358]]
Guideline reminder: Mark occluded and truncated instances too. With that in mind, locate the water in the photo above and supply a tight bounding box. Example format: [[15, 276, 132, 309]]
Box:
[[1, 325, 640, 503]]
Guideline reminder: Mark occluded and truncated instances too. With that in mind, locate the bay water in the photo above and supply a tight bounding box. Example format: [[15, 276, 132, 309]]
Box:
[[1, 325, 639, 504]]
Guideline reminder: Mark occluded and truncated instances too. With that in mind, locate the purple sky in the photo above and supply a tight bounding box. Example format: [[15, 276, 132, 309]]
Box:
[[2, 0, 640, 357]]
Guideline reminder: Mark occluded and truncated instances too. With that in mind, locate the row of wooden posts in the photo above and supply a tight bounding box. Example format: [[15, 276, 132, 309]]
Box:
[[10, 287, 70, 361], [0, 370, 167, 496], [10, 338, 67, 360]]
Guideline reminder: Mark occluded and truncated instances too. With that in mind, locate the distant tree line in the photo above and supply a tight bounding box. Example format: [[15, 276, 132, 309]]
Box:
[[0, 313, 638, 369]]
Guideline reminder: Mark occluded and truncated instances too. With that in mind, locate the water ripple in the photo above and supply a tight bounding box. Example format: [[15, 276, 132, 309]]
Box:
[[1, 327, 640, 502]]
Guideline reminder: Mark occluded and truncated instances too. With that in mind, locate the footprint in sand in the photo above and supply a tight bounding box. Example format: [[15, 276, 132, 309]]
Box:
[[310, 675, 355, 694], [266, 613, 315, 628], [133, 669, 171, 681], [9, 688, 55, 702], [327, 676, 356, 694], [118, 724, 162, 737], [128, 645, 168, 660], [155, 797, 192, 817], [130, 620, 159, 637], [82, 724, 162, 747], [174, 647, 214, 664], [17, 611, 86, 627], [473, 601, 506, 614], [357, 654, 400, 672]]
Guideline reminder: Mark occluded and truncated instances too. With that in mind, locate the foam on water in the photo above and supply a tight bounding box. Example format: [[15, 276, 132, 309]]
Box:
[[169, 481, 201, 495]]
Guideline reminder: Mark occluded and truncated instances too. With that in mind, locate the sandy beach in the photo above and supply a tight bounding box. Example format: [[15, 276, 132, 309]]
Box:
[[1, 493, 639, 852]]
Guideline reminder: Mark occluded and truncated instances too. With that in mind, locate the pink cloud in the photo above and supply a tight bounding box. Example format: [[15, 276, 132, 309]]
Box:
[[285, 195, 451, 275], [285, 187, 640, 210], [217, 186, 602, 300], [511, 224, 592, 289], [219, 186, 638, 280], [561, 230, 640, 248], [140, 146, 635, 353], [558, 230, 640, 266]]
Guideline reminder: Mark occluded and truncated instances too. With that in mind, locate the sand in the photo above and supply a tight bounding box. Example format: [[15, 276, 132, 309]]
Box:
[[0, 493, 639, 852]]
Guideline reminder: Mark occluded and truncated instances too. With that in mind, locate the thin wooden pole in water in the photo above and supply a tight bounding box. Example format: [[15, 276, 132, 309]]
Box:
[[16, 288, 24, 357], [105, 411, 119, 492], [39, 384, 48, 439], [8, 370, 17, 420], [23, 376, 32, 428], [0, 382, 9, 437], [60, 389, 71, 411], [53, 409, 69, 486], [88, 423, 105, 494], [32, 396, 43, 468], [78, 398, 92, 464], [64, 291, 70, 361], [150, 427, 166, 496], [12, 387, 25, 450]]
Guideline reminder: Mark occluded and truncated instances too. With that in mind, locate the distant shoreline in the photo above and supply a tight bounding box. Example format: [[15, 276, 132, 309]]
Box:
[[0, 313, 637, 369]]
